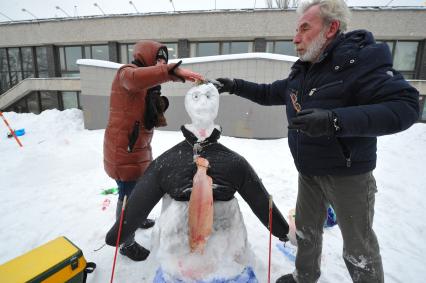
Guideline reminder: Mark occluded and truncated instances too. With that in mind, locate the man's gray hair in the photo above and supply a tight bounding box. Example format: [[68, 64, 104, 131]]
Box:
[[297, 0, 351, 32]]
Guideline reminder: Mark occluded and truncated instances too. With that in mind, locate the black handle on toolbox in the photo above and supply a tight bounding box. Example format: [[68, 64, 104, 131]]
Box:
[[83, 262, 96, 283]]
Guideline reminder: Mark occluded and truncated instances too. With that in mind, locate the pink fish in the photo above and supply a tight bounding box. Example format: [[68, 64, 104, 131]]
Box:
[[188, 157, 213, 253]]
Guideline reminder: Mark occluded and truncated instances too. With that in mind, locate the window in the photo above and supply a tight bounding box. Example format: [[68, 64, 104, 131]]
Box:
[[393, 41, 418, 72], [166, 43, 178, 60], [36, 47, 48, 78], [27, 92, 40, 114], [222, 42, 250, 55], [420, 96, 426, 122], [8, 48, 22, 85], [377, 40, 419, 79], [62, 91, 79, 109], [21, 47, 35, 80], [197, 42, 220, 57], [7, 98, 27, 113], [40, 91, 59, 111], [64, 46, 81, 72], [266, 41, 296, 56], [0, 48, 10, 93], [91, 45, 109, 61], [59, 46, 82, 76]]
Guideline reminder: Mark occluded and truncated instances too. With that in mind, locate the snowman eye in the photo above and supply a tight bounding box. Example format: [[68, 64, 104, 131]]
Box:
[[192, 93, 200, 100]]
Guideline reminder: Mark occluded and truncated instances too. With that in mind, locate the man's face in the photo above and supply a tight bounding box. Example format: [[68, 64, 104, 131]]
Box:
[[293, 5, 328, 62], [185, 84, 219, 126]]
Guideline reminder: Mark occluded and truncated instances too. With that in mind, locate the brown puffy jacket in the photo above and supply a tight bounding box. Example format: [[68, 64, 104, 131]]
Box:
[[104, 40, 181, 181]]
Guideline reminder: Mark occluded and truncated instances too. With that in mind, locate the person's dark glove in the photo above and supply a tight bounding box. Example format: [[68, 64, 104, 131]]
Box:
[[279, 235, 289, 243], [288, 108, 340, 137], [215, 78, 236, 94]]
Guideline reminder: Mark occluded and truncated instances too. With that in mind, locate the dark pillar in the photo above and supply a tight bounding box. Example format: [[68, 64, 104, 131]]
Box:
[[178, 39, 190, 58], [108, 41, 119, 63], [45, 45, 61, 77], [254, 38, 266, 52]]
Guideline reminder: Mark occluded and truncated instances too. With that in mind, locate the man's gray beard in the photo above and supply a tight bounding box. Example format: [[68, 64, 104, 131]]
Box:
[[299, 29, 327, 62]]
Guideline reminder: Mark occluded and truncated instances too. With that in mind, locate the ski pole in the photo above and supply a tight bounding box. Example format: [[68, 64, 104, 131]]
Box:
[[0, 111, 23, 148], [268, 195, 273, 283], [109, 195, 127, 283]]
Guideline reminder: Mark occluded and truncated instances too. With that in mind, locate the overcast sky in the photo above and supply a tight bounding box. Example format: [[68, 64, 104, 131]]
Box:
[[0, 0, 424, 23]]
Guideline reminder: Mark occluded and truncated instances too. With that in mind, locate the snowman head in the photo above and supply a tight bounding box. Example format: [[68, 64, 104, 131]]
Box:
[[185, 83, 219, 127]]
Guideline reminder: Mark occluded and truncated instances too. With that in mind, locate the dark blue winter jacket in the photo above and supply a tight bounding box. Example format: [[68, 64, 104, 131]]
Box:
[[234, 30, 419, 176]]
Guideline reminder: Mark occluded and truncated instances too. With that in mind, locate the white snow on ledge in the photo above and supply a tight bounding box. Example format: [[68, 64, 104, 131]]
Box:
[[77, 53, 298, 69]]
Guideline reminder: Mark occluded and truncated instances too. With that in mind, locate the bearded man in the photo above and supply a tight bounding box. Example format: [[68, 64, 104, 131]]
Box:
[[215, 0, 419, 282]]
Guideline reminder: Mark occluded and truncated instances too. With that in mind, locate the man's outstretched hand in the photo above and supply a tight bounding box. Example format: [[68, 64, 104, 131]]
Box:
[[215, 78, 236, 94], [288, 108, 338, 137]]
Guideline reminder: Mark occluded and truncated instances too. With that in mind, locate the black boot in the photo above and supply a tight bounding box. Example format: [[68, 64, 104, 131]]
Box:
[[276, 274, 296, 283], [119, 242, 150, 261], [139, 218, 155, 229]]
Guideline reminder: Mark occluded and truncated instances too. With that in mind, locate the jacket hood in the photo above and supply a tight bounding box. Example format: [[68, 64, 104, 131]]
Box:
[[132, 40, 168, 67]]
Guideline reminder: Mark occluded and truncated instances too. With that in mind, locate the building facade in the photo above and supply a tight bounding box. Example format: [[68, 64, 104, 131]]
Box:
[[0, 7, 425, 128]]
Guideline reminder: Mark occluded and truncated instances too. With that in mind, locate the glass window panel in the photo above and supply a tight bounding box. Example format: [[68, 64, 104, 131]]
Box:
[[119, 44, 128, 63], [385, 41, 394, 54], [422, 99, 426, 121], [0, 48, 10, 92], [26, 92, 40, 114], [10, 98, 28, 113], [266, 42, 274, 53], [165, 43, 178, 60], [274, 41, 296, 56], [0, 72, 9, 93], [0, 48, 9, 73], [59, 47, 66, 72], [197, 42, 219, 57], [65, 46, 82, 71], [393, 41, 418, 71], [128, 44, 134, 63], [8, 48, 22, 84], [230, 42, 249, 54], [21, 47, 34, 79], [222, 42, 231, 55], [91, 45, 109, 60], [62, 91, 79, 109], [40, 91, 59, 111], [36, 47, 48, 78]]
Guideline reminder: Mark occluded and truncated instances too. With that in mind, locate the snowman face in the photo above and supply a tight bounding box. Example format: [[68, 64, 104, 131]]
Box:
[[185, 83, 219, 125]]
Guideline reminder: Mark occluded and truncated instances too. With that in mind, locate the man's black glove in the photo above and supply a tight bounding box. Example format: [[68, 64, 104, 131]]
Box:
[[215, 78, 236, 94], [288, 108, 340, 137], [279, 235, 289, 243]]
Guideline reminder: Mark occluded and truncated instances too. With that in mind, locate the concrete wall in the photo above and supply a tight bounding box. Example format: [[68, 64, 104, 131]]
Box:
[[1, 9, 425, 48], [78, 54, 296, 138]]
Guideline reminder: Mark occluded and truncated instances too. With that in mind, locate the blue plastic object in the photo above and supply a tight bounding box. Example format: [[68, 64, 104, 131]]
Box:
[[7, 128, 25, 138], [324, 205, 337, 228], [153, 266, 258, 283], [14, 128, 25, 136]]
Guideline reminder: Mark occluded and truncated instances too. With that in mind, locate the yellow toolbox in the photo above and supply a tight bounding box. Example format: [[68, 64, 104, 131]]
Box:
[[0, 236, 95, 283]]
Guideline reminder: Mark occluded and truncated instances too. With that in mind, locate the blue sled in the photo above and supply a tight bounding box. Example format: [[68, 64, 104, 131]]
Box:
[[153, 266, 258, 283]]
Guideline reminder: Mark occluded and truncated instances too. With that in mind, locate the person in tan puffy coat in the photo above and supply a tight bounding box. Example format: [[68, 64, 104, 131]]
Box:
[[104, 40, 203, 261]]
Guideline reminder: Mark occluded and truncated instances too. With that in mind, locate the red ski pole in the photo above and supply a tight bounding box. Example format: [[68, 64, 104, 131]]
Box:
[[0, 111, 23, 148], [268, 195, 273, 283], [109, 195, 127, 283]]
